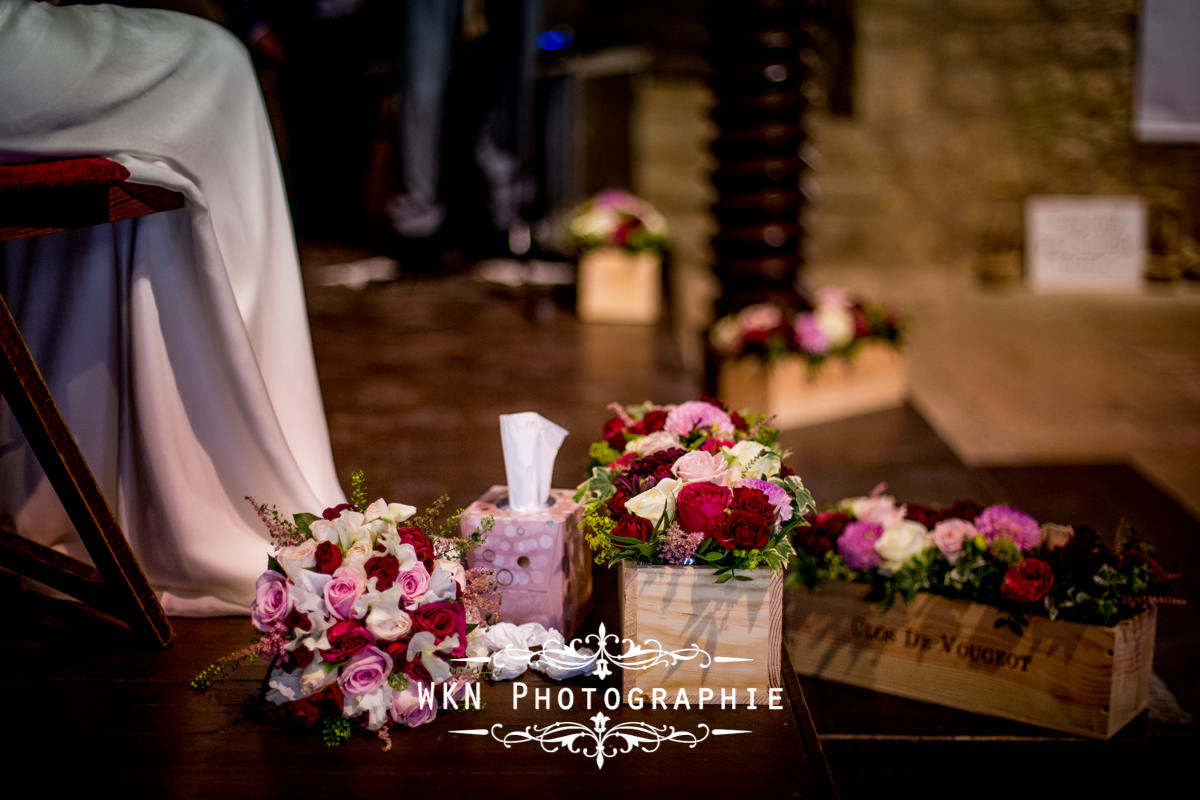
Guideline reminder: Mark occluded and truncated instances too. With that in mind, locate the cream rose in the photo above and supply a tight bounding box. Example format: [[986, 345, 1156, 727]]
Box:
[[625, 478, 681, 523], [874, 519, 931, 572], [275, 538, 318, 578]]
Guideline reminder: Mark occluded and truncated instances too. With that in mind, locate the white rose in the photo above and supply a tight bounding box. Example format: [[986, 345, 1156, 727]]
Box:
[[342, 538, 375, 567], [874, 519, 931, 572], [365, 586, 412, 641], [723, 441, 780, 482], [624, 430, 682, 457], [814, 305, 855, 349], [275, 539, 318, 578], [299, 656, 339, 697], [625, 478, 681, 523]]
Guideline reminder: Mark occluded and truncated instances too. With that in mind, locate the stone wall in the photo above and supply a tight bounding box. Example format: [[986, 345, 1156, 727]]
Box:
[[808, 0, 1200, 281]]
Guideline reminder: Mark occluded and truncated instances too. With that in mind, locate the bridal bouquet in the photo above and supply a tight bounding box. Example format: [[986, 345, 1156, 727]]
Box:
[[575, 398, 813, 581], [566, 189, 670, 254], [709, 288, 903, 366], [791, 485, 1180, 631], [193, 479, 499, 747]]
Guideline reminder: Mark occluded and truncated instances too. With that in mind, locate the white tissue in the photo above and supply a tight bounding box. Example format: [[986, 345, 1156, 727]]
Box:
[[482, 622, 596, 681], [499, 412, 568, 514]]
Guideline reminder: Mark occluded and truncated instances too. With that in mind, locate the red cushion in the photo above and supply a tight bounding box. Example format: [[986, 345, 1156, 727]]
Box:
[[0, 158, 130, 191]]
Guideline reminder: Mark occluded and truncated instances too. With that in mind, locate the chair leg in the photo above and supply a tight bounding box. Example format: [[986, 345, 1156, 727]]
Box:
[[0, 293, 173, 647]]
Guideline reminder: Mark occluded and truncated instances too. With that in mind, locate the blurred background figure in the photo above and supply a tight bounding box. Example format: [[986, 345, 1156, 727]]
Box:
[[388, 0, 544, 271]]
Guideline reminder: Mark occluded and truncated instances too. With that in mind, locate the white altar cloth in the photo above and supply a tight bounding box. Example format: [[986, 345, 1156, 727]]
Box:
[[0, 0, 344, 615]]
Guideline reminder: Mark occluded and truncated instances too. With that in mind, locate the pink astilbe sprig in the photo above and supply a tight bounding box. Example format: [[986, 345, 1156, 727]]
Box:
[[191, 634, 282, 690], [462, 566, 502, 625], [656, 523, 706, 565], [246, 496, 302, 549]]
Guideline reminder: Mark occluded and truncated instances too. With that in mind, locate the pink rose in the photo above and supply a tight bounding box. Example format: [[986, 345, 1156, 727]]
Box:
[[338, 645, 393, 696], [251, 570, 292, 632], [931, 518, 976, 564], [675, 481, 733, 536], [672, 450, 730, 485], [398, 562, 431, 602], [390, 683, 438, 728], [324, 564, 366, 620]]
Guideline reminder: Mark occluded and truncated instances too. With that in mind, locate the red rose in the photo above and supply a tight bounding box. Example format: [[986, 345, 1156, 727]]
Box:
[[796, 510, 852, 556], [314, 540, 342, 574], [397, 526, 435, 562], [731, 411, 749, 431], [714, 509, 772, 550], [699, 396, 727, 411], [278, 643, 314, 673], [675, 481, 732, 536], [904, 504, 941, 528], [631, 409, 668, 434], [384, 637, 411, 670], [289, 697, 323, 726], [364, 554, 401, 590], [1000, 558, 1055, 603], [611, 514, 653, 543], [322, 503, 354, 521], [411, 601, 468, 656], [730, 486, 774, 524], [607, 487, 634, 518], [322, 620, 373, 663], [603, 417, 628, 450]]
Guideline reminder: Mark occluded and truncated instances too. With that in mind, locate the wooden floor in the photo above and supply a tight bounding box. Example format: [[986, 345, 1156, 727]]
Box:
[[3, 268, 1197, 798]]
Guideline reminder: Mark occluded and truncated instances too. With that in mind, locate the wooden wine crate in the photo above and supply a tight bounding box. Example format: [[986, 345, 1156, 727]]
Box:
[[718, 343, 906, 429], [577, 247, 661, 324], [619, 562, 783, 703], [785, 581, 1157, 739]]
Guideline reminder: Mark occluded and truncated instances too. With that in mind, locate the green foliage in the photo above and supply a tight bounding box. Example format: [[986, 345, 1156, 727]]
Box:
[[293, 512, 319, 538], [348, 470, 368, 511], [322, 716, 352, 747], [589, 440, 622, 468], [581, 513, 618, 565]]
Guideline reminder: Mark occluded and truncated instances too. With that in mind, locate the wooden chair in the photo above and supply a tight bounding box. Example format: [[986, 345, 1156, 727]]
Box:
[[0, 157, 181, 646]]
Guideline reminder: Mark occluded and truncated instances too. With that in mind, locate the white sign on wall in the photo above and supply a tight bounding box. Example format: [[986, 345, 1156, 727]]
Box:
[[1025, 196, 1146, 293]]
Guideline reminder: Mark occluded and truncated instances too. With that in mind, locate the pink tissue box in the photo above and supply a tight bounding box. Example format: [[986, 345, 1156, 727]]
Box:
[[460, 485, 593, 637]]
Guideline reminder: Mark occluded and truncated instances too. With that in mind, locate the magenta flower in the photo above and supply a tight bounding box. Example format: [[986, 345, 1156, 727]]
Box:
[[838, 521, 883, 570], [974, 505, 1043, 552], [794, 313, 830, 354]]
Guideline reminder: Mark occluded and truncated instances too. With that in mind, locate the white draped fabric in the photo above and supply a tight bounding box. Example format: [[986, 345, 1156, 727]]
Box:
[[0, 0, 345, 615]]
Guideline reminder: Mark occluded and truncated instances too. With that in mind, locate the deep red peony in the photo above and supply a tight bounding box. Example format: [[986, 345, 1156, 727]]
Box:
[[675, 481, 732, 535], [1001, 558, 1055, 603]]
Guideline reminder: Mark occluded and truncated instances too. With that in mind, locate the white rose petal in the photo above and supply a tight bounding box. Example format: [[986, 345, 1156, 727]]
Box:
[[343, 686, 394, 731]]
